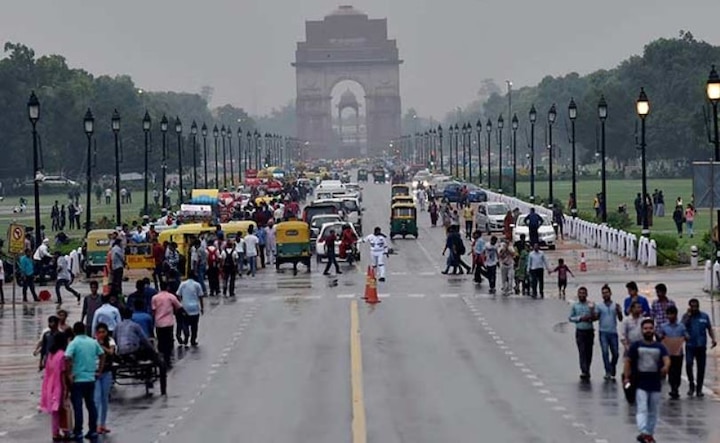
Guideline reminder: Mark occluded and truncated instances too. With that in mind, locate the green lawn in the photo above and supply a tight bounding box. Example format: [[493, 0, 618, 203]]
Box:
[[512, 178, 709, 254], [0, 191, 145, 241]]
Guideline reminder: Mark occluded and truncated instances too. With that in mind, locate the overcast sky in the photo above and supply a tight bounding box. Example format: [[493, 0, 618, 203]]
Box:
[[1, 1, 718, 119]]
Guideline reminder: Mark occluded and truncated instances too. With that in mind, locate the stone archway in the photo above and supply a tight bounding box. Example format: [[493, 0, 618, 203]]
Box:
[[293, 5, 402, 159]]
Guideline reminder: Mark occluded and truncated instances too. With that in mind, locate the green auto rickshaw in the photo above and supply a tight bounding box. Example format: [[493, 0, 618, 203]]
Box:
[[391, 184, 411, 198], [372, 168, 386, 183], [275, 220, 312, 275], [357, 168, 368, 182], [390, 203, 418, 239]]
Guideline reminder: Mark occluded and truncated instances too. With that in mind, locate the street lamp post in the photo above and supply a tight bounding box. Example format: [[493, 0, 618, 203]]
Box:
[[227, 126, 234, 187], [454, 124, 460, 177], [568, 98, 578, 217], [547, 104, 557, 205], [237, 127, 243, 184], [201, 123, 208, 188], [213, 125, 221, 188], [438, 125, 444, 173], [191, 121, 198, 190], [160, 115, 168, 208], [448, 126, 454, 176], [221, 125, 228, 188], [254, 131, 261, 170], [529, 105, 537, 202], [597, 96, 608, 222], [142, 111, 151, 216], [461, 124, 468, 181], [707, 65, 720, 236], [175, 117, 183, 204], [466, 125, 472, 182], [84, 109, 94, 234], [476, 120, 482, 185], [486, 119, 492, 189], [497, 115, 504, 192], [111, 109, 122, 225], [246, 131, 252, 173], [636, 88, 650, 236], [27, 92, 42, 247], [511, 114, 518, 196]]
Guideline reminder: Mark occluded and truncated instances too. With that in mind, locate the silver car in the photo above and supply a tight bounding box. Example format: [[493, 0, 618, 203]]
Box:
[[476, 202, 510, 232]]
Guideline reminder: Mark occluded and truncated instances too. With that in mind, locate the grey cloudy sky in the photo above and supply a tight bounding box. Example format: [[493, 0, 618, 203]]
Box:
[[1, 1, 718, 119]]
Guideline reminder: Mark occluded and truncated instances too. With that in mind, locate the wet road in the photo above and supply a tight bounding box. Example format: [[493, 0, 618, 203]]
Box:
[[1, 181, 719, 442]]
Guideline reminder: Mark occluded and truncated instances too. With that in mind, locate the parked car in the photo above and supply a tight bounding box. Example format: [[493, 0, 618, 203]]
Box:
[[512, 214, 557, 249], [476, 202, 511, 232], [315, 222, 360, 262], [302, 202, 340, 224], [466, 185, 488, 203], [309, 214, 343, 239], [441, 181, 465, 202]]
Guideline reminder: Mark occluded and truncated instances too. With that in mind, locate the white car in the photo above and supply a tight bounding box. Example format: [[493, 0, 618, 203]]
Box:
[[512, 214, 557, 249], [476, 202, 511, 233], [315, 222, 360, 262], [310, 214, 343, 239], [412, 170, 431, 189]]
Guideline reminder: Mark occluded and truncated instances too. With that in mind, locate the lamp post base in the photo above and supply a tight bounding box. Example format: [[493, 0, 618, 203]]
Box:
[[641, 229, 650, 238], [529, 195, 535, 203], [570, 208, 577, 218]]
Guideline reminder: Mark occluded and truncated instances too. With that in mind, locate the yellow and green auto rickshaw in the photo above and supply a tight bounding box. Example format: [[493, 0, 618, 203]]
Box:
[[372, 168, 386, 183], [390, 203, 418, 239], [84, 229, 115, 277], [357, 168, 368, 182], [391, 195, 414, 208], [275, 220, 312, 275], [391, 184, 411, 199]]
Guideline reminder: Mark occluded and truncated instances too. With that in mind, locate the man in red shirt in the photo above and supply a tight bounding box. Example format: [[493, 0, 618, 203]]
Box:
[[151, 239, 166, 291]]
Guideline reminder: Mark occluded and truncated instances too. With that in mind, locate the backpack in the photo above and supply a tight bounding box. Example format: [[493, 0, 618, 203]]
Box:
[[223, 249, 235, 270], [207, 247, 219, 268]]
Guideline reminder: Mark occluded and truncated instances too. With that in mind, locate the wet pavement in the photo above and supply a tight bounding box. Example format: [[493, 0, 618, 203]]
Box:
[[0, 182, 719, 442]]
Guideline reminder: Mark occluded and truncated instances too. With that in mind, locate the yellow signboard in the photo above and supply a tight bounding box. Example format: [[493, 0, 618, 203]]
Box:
[[7, 224, 25, 255]]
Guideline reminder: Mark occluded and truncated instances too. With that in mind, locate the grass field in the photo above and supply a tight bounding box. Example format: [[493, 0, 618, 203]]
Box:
[[512, 178, 709, 254], [0, 191, 145, 242]]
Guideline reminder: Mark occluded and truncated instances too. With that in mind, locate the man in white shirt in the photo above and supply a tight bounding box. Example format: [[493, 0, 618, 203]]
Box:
[[54, 251, 81, 304], [526, 243, 551, 298], [234, 233, 246, 276], [363, 226, 390, 282], [244, 226, 259, 277], [265, 222, 277, 265], [176, 273, 205, 346]]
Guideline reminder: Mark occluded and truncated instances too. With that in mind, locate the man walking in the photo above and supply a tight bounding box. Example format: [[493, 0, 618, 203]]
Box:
[[569, 286, 596, 380], [65, 322, 106, 440], [80, 281, 103, 334], [19, 248, 39, 302], [92, 295, 121, 336], [322, 229, 342, 276], [595, 284, 623, 380], [682, 298, 717, 397], [462, 205, 474, 240], [110, 239, 126, 297], [176, 272, 205, 347], [498, 239, 516, 296], [658, 305, 687, 399], [524, 207, 542, 246], [221, 240, 238, 297], [364, 227, 389, 282], [152, 281, 183, 369], [244, 225, 259, 277], [624, 281, 651, 316], [54, 251, 81, 304], [650, 283, 675, 336], [622, 301, 646, 353], [624, 319, 670, 443], [526, 243, 551, 298]]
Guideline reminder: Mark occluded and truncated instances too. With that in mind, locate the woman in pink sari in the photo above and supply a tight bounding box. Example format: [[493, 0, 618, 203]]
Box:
[[39, 332, 70, 441]]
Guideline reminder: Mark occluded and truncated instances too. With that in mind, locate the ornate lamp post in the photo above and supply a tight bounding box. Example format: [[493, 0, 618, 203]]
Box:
[[707, 66, 720, 234], [448, 126, 454, 176], [437, 125, 444, 173], [111, 110, 122, 224], [213, 125, 221, 188], [160, 115, 168, 208], [511, 114, 518, 196], [246, 131, 252, 173], [201, 123, 208, 188], [142, 112, 151, 216], [461, 124, 468, 181], [190, 121, 198, 190], [84, 109, 95, 234], [237, 127, 243, 184], [454, 124, 460, 177], [568, 98, 578, 217], [529, 105, 537, 202], [497, 114, 504, 192], [175, 117, 184, 204], [636, 88, 650, 236], [597, 96, 608, 222], [254, 131, 261, 170], [220, 125, 228, 188], [227, 126, 234, 187], [27, 92, 42, 246], [475, 120, 482, 185], [547, 104, 557, 205], [486, 119, 492, 189]]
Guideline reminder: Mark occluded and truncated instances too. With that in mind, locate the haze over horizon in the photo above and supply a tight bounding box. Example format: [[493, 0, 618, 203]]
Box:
[[1, 0, 718, 119]]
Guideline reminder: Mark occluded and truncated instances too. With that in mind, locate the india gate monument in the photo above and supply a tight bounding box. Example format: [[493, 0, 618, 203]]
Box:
[[293, 6, 402, 159]]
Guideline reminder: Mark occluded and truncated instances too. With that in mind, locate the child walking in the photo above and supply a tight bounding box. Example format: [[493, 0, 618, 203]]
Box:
[[551, 258, 575, 300]]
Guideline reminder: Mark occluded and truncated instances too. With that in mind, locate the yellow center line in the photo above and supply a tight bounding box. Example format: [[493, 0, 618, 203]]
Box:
[[350, 300, 367, 443]]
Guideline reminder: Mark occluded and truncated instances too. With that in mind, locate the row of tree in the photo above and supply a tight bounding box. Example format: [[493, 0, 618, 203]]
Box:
[[0, 42, 261, 180], [433, 32, 720, 166]]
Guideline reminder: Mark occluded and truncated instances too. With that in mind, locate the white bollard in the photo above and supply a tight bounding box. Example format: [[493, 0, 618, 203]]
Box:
[[714, 261, 720, 291], [648, 239, 657, 267], [704, 260, 712, 292], [690, 245, 699, 268]]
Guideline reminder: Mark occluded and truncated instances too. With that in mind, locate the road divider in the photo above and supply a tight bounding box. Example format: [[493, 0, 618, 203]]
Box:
[[350, 300, 367, 443]]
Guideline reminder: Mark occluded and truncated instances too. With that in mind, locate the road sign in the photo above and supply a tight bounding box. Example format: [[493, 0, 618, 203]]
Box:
[[7, 224, 25, 255]]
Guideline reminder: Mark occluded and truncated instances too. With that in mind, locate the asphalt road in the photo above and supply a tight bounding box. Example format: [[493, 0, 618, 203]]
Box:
[[2, 181, 719, 442]]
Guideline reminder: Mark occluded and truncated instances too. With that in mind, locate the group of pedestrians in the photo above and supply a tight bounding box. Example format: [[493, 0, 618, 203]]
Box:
[[569, 281, 716, 442]]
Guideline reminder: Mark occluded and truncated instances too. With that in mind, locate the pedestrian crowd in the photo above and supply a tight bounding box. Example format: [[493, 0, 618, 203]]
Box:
[[568, 281, 716, 442]]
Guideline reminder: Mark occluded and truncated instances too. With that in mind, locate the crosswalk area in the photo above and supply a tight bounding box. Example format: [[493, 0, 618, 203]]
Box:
[[224, 292, 496, 304]]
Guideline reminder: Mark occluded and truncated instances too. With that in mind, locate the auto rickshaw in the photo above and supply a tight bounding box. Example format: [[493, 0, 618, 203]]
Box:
[[372, 168, 386, 183], [391, 184, 411, 198], [357, 168, 368, 182], [390, 203, 418, 239], [275, 220, 312, 275], [84, 229, 115, 277]]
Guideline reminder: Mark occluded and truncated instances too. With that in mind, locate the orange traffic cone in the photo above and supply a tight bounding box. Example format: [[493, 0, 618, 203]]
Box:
[[579, 252, 587, 272], [364, 265, 381, 304]]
